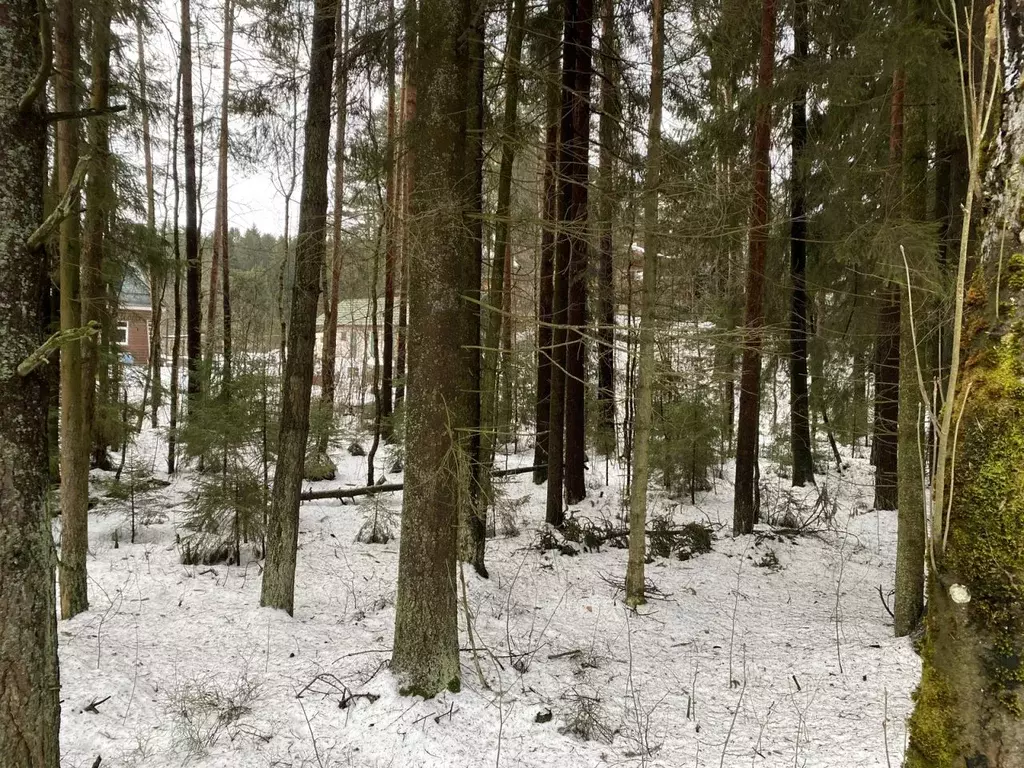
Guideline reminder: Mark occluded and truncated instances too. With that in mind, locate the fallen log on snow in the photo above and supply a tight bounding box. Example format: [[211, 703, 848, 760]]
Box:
[[299, 464, 542, 502]]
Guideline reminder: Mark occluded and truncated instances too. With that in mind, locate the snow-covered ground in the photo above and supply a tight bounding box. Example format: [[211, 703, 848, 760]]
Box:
[[58, 410, 919, 767]]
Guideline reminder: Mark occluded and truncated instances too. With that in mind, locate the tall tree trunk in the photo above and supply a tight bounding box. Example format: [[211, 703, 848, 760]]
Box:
[[562, 0, 592, 506], [460, 0, 486, 575], [895, 56, 929, 637], [788, 0, 813, 488], [533, 0, 560, 486], [0, 3, 62, 759], [595, 0, 619, 453], [396, 4, 416, 409], [182, 0, 202, 401], [168, 63, 183, 474], [381, 0, 398, 433], [260, 0, 337, 615], [545, 0, 572, 526], [83, 0, 112, 469], [391, 0, 468, 698], [316, 0, 350, 458], [733, 0, 776, 535], [138, 12, 162, 428], [874, 68, 904, 512], [478, 0, 527, 554], [907, 6, 1024, 758], [625, 0, 663, 609], [219, 0, 234, 394], [56, 0, 89, 619]]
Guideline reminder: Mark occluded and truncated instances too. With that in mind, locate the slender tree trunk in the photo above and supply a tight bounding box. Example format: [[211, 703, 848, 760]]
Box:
[[0, 4, 62, 759], [183, 0, 202, 401], [460, 0, 486, 574], [595, 0, 619, 452], [168, 64, 183, 474], [391, 0, 468, 698], [381, 0, 398, 433], [83, 0, 112, 464], [396, 8, 416, 409], [733, 0, 776, 535], [260, 0, 337, 615], [562, 0, 592, 506], [907, 7, 1024, 757], [138, 13, 162, 428], [316, 0, 350, 458], [56, 0, 89, 619], [895, 60, 928, 637], [219, 0, 234, 394], [625, 0, 663, 608], [788, 0, 813, 488], [874, 68, 904, 512], [478, 0, 527, 551], [533, 0, 560, 486]]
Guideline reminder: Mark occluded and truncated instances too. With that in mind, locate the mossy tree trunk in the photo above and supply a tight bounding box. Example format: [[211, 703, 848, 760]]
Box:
[[906, 5, 1024, 761], [260, 0, 336, 615], [625, 0, 663, 609], [0, 2, 62, 760], [391, 0, 469, 698]]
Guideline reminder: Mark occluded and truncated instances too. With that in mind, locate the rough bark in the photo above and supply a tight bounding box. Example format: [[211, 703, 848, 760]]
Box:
[[260, 0, 336, 615], [219, 0, 234, 393], [391, 0, 468, 698], [788, 0, 814, 488], [625, 0, 662, 609], [168, 62, 183, 475], [56, 0, 89, 618], [733, 0, 776, 535], [562, 0, 592, 507], [0, 3, 62, 759]]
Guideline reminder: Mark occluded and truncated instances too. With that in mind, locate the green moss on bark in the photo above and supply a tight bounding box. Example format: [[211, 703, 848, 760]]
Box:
[[906, 633, 961, 767]]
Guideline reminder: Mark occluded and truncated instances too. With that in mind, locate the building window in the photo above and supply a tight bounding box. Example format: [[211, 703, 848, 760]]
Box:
[[117, 320, 129, 346]]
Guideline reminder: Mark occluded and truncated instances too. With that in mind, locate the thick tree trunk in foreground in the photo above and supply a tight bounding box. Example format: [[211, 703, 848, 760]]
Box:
[[907, 8, 1024, 759], [260, 0, 336, 615], [733, 0, 776, 535], [562, 0, 592, 506], [391, 0, 468, 698], [625, 0, 663, 609], [56, 0, 89, 619], [0, 5, 62, 760], [788, 0, 814, 488]]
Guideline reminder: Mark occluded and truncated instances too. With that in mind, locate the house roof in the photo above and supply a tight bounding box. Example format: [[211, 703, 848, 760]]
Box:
[[120, 268, 152, 310]]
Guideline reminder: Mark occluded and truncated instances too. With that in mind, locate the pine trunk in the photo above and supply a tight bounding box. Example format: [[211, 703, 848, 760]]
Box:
[[733, 0, 776, 535], [168, 62, 183, 474], [625, 0, 663, 609], [260, 0, 336, 615], [0, 4, 62, 759], [391, 0, 468, 697], [381, 0, 397, 433]]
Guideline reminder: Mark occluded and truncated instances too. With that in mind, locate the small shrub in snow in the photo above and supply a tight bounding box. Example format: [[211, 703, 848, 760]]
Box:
[[167, 671, 263, 758], [559, 689, 618, 744], [356, 496, 396, 544], [756, 549, 782, 571]]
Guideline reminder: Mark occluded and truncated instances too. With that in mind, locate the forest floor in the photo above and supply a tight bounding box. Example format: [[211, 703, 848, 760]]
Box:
[[58, 410, 920, 768]]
